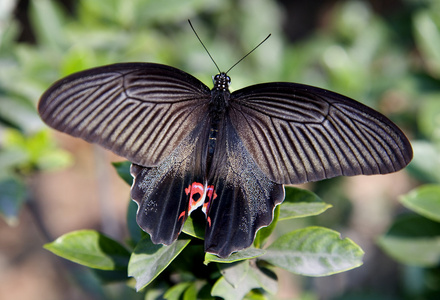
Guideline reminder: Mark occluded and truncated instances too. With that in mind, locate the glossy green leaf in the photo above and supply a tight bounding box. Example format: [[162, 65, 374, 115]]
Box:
[[182, 215, 205, 240], [400, 185, 440, 222], [204, 248, 266, 265], [262, 226, 364, 276], [128, 235, 191, 291], [254, 205, 280, 248], [112, 161, 133, 186], [279, 187, 332, 221], [211, 263, 277, 300], [44, 230, 130, 270], [218, 261, 250, 288], [378, 214, 440, 267]]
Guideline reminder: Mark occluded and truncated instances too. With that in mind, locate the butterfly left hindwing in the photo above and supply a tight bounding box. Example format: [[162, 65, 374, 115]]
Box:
[[130, 120, 210, 245]]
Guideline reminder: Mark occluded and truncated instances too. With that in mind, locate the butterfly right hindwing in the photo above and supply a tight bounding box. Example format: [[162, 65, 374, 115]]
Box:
[[203, 116, 285, 257]]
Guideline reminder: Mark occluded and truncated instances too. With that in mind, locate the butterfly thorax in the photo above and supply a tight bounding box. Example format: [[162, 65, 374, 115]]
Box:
[[206, 73, 231, 172], [209, 73, 230, 122]]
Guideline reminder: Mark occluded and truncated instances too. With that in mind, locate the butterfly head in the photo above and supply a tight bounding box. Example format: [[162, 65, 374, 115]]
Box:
[[212, 73, 231, 92]]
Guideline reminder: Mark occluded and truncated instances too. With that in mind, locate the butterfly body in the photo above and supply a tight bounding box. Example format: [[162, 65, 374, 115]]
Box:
[[38, 62, 412, 257]]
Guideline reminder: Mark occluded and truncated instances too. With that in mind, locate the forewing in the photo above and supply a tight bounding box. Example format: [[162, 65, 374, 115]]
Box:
[[229, 83, 413, 184], [38, 63, 211, 166], [131, 121, 209, 245], [204, 118, 285, 258]]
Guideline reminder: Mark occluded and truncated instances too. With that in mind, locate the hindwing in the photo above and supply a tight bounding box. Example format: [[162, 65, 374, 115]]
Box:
[[130, 121, 209, 244], [203, 117, 285, 257]]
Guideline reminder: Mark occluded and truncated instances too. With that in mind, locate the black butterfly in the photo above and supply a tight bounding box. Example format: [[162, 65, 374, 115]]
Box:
[[38, 59, 412, 258]]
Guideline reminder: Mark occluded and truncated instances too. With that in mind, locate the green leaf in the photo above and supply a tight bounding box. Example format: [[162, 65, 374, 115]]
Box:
[[400, 185, 440, 222], [279, 187, 332, 220], [378, 235, 440, 267], [378, 214, 440, 267], [262, 226, 364, 276], [182, 215, 205, 240], [112, 161, 133, 186], [407, 141, 440, 183], [254, 205, 280, 249], [0, 176, 27, 226], [204, 248, 266, 265], [164, 282, 192, 300], [128, 235, 191, 291], [218, 261, 250, 288], [384, 213, 440, 238], [44, 230, 130, 270], [211, 263, 277, 300], [183, 281, 198, 300], [126, 199, 144, 246]]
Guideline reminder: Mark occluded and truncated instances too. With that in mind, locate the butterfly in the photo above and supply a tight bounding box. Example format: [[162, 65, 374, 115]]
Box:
[[38, 44, 412, 258]]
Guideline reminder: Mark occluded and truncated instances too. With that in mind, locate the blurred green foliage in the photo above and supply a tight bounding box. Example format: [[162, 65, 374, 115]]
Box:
[[1, 0, 440, 299]]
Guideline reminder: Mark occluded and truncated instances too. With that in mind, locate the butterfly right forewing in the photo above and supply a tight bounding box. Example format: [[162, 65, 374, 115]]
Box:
[[229, 82, 413, 185], [38, 63, 211, 167]]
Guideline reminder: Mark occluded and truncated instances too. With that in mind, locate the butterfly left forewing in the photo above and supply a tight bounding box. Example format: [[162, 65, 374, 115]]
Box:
[[38, 63, 211, 167]]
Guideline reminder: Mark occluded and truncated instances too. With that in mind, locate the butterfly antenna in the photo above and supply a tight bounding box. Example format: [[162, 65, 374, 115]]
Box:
[[225, 33, 271, 74], [188, 20, 221, 74]]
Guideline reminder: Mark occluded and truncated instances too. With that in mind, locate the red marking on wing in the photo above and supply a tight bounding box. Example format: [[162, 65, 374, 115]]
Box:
[[202, 185, 217, 227], [182, 182, 217, 227], [186, 182, 204, 214]]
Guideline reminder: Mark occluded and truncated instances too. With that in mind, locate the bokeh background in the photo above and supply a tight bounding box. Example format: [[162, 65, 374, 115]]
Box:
[[1, 0, 439, 299]]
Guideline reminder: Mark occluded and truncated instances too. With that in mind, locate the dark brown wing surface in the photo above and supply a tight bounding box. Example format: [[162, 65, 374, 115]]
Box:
[[38, 63, 211, 167], [229, 82, 413, 184]]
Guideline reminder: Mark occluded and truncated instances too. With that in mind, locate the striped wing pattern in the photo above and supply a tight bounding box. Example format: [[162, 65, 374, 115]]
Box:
[[38, 62, 413, 258], [38, 63, 211, 167], [230, 82, 413, 184]]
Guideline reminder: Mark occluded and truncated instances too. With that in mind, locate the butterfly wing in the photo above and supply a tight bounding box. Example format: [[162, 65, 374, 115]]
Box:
[[38, 63, 211, 166], [204, 117, 285, 258], [130, 121, 210, 244], [229, 82, 413, 184]]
